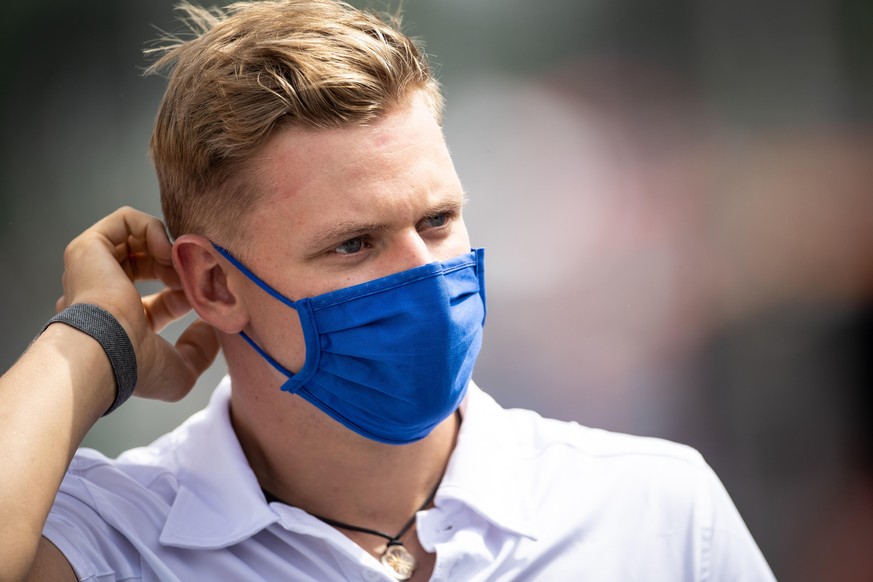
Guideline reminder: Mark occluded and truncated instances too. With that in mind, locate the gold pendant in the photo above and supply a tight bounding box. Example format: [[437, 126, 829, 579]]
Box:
[[380, 544, 416, 580]]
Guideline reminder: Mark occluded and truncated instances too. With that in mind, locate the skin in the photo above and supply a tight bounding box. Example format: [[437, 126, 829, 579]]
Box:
[[1, 90, 470, 581]]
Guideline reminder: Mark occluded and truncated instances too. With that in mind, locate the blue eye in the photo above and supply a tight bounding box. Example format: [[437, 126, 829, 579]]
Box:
[[335, 238, 364, 255], [421, 213, 449, 229]]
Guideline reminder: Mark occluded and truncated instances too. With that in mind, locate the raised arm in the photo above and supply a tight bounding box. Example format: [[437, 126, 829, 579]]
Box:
[[0, 207, 220, 581]]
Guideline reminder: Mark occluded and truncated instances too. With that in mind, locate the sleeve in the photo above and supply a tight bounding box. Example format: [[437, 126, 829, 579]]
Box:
[[698, 462, 776, 582], [41, 466, 144, 582]]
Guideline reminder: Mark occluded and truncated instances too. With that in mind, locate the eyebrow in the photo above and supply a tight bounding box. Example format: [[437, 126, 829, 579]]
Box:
[[304, 220, 390, 257], [303, 198, 467, 258]]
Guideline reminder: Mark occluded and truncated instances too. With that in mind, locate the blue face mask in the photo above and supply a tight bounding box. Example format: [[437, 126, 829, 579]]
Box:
[[213, 245, 487, 445]]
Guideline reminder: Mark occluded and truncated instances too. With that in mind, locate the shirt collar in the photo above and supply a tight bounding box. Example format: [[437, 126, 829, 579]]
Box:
[[439, 381, 539, 540], [159, 376, 278, 549], [158, 377, 538, 549]]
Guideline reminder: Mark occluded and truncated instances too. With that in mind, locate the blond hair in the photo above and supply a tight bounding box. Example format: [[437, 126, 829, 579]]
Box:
[[146, 0, 442, 248]]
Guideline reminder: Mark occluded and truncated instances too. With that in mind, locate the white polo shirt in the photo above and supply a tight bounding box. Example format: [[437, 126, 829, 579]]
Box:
[[44, 377, 775, 581]]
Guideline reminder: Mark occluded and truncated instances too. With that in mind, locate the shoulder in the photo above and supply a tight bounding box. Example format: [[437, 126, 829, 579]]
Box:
[[522, 408, 705, 473], [61, 439, 183, 504], [42, 401, 216, 580], [508, 406, 710, 504], [42, 443, 183, 581], [478, 389, 706, 475], [56, 380, 231, 510], [460, 386, 716, 529], [48, 429, 189, 534], [455, 388, 775, 580]]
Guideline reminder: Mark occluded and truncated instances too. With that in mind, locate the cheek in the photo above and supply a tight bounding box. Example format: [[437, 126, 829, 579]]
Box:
[[457, 219, 472, 248], [442, 219, 472, 258], [247, 299, 308, 373], [428, 232, 472, 264]]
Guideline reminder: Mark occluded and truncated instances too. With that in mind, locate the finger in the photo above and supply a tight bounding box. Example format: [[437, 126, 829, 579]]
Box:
[[140, 321, 219, 402], [144, 214, 174, 268], [90, 207, 172, 266], [111, 226, 181, 289], [76, 208, 172, 284], [142, 288, 191, 333], [113, 244, 182, 289], [63, 210, 163, 288], [57, 208, 177, 350], [153, 260, 182, 290], [176, 320, 220, 381]]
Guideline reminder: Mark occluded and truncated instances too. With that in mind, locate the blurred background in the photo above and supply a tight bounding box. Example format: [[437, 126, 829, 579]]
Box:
[[2, 0, 871, 579]]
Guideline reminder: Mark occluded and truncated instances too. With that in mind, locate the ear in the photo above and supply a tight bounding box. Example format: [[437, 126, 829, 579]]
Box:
[[173, 234, 248, 334]]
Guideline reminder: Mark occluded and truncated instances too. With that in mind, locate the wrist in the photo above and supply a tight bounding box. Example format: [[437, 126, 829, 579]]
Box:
[[40, 304, 138, 415], [38, 323, 117, 417]]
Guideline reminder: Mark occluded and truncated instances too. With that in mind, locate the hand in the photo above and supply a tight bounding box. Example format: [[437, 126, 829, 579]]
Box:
[[57, 206, 220, 402]]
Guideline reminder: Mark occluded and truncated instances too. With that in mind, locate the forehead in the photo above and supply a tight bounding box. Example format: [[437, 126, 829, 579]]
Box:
[[256, 93, 443, 186], [241, 92, 460, 253]]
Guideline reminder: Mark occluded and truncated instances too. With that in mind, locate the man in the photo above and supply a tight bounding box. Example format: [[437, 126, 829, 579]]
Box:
[[0, 1, 775, 580]]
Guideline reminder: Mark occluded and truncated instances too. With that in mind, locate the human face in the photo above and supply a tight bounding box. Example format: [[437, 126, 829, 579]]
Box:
[[230, 91, 472, 373]]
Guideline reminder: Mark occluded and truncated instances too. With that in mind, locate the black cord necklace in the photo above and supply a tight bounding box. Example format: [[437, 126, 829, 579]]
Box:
[[308, 480, 440, 581]]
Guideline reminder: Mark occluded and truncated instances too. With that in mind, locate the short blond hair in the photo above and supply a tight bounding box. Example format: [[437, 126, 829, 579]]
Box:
[[146, 0, 442, 247]]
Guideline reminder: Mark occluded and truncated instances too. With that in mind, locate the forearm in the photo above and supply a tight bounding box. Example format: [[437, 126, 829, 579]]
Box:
[[0, 323, 114, 580]]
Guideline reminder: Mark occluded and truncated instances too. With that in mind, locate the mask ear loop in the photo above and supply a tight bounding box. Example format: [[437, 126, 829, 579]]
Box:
[[237, 330, 295, 377], [211, 242, 316, 394], [212, 243, 297, 309]]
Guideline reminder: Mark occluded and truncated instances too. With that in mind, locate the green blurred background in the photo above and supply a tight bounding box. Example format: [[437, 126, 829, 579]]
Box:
[[2, 1, 872, 579]]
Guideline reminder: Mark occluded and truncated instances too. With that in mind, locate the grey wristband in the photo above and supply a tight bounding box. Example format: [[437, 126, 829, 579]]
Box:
[[42, 304, 137, 415]]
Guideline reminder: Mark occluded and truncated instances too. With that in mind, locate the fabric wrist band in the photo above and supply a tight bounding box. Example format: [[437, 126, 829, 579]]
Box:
[[42, 304, 137, 415]]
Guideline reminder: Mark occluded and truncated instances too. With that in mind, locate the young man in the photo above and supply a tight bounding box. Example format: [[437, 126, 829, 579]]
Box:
[[0, 1, 775, 580]]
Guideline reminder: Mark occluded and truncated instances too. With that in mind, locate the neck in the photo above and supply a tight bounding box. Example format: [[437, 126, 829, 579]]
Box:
[[228, 355, 459, 533]]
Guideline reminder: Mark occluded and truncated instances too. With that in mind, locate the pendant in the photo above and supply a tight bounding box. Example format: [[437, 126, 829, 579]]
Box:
[[380, 544, 416, 580]]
